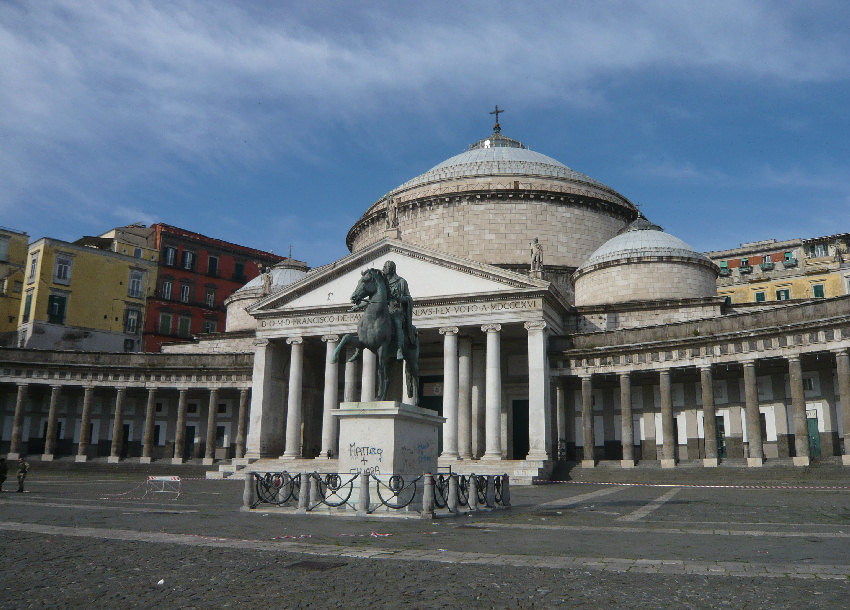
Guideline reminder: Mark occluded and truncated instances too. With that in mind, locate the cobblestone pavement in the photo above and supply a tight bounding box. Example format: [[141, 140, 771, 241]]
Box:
[[2, 469, 850, 608]]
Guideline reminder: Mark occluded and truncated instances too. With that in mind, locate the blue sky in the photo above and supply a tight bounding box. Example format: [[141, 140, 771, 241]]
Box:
[[2, 1, 849, 267]]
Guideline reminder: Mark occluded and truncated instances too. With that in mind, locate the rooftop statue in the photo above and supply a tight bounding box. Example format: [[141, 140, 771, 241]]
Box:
[[530, 237, 543, 272], [331, 262, 419, 405]]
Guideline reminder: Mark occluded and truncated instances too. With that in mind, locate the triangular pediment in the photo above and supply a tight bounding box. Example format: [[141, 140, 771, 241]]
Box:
[[249, 239, 549, 314]]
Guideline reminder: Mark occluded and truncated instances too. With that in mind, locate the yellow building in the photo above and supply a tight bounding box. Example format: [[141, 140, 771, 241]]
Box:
[[708, 233, 850, 305], [0, 227, 30, 340], [18, 234, 158, 352]]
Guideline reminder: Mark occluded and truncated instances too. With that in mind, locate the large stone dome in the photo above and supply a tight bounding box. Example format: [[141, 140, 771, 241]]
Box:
[[346, 130, 638, 293], [572, 216, 719, 306]]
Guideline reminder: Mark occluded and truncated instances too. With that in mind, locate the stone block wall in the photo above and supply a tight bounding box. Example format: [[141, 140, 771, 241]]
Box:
[[574, 261, 717, 306]]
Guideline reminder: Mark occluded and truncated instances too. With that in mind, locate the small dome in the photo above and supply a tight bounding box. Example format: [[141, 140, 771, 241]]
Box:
[[578, 216, 711, 270], [572, 215, 718, 307], [237, 262, 308, 294]]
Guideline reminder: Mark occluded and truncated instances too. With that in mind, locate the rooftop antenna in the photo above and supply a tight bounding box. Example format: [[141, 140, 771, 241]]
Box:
[[489, 105, 504, 133]]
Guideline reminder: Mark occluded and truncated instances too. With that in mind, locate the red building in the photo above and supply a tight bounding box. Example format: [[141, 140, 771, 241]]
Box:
[[143, 224, 285, 352]]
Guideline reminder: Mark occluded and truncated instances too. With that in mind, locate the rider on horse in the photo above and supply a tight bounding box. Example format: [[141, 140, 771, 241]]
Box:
[[382, 261, 415, 360]]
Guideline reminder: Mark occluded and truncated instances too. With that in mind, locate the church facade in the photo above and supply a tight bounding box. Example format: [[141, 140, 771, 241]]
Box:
[[2, 126, 849, 482]]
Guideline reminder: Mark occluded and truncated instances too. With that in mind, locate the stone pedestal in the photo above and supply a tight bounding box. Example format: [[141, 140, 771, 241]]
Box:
[[793, 456, 810, 467], [660, 459, 676, 469], [703, 458, 719, 468], [107, 456, 120, 464], [581, 459, 596, 469], [333, 401, 444, 477], [41, 454, 54, 462], [139, 457, 152, 464], [620, 459, 636, 469], [75, 455, 88, 463], [747, 457, 764, 467]]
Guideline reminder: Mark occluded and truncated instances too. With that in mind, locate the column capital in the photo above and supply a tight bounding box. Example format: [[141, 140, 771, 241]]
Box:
[[116, 386, 127, 395], [50, 385, 62, 392], [523, 320, 547, 332], [481, 323, 502, 333], [286, 337, 304, 345], [178, 387, 189, 395], [658, 369, 671, 379], [439, 326, 459, 336], [787, 354, 801, 364], [239, 387, 250, 396], [832, 347, 849, 357], [16, 382, 28, 390], [253, 338, 269, 347], [699, 363, 713, 372], [742, 359, 757, 368], [617, 370, 631, 379], [580, 373, 593, 381], [321, 334, 340, 343]]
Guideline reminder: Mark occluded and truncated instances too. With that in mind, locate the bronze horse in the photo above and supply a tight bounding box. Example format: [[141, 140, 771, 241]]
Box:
[[331, 268, 419, 404]]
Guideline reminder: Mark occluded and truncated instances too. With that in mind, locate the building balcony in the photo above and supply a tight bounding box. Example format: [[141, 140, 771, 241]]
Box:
[[782, 258, 798, 268], [739, 265, 753, 274], [759, 262, 774, 271], [718, 268, 731, 277]]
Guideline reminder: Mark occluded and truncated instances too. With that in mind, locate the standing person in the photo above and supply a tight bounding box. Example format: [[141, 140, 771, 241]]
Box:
[[382, 260, 415, 360], [0, 457, 6, 491], [16, 457, 28, 493]]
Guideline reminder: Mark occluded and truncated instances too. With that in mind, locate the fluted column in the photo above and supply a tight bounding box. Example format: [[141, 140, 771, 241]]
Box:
[[659, 370, 675, 468], [282, 337, 304, 459], [235, 388, 250, 458], [172, 388, 189, 463], [835, 349, 850, 466], [42, 385, 62, 460], [743, 361, 764, 466], [482, 324, 502, 460], [108, 387, 127, 463], [8, 383, 28, 459], [203, 388, 219, 465], [344, 350, 359, 403], [440, 327, 460, 459], [141, 388, 157, 463], [76, 386, 95, 462], [581, 374, 594, 466], [700, 365, 718, 466], [361, 348, 376, 402], [619, 372, 634, 467], [525, 321, 550, 460], [320, 335, 340, 458], [471, 346, 486, 458], [457, 336, 473, 459], [788, 355, 810, 466]]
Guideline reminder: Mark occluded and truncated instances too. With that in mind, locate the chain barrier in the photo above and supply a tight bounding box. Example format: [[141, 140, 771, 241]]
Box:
[[457, 475, 470, 507], [310, 472, 358, 510], [372, 474, 422, 510], [433, 473, 450, 509], [252, 471, 299, 508]]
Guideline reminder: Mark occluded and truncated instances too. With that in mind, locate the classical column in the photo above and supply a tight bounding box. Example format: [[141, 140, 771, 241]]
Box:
[[620, 372, 635, 468], [481, 324, 502, 460], [141, 388, 157, 464], [245, 339, 284, 459], [319, 335, 340, 458], [457, 336, 473, 459], [471, 345, 486, 458], [581, 374, 594, 467], [282, 337, 304, 459], [659, 370, 675, 468], [42, 385, 62, 461], [235, 388, 250, 458], [361, 348, 376, 401], [108, 387, 127, 463], [835, 349, 850, 466], [203, 388, 219, 465], [440, 327, 460, 459], [172, 388, 189, 464], [700, 365, 719, 467], [743, 361, 764, 466], [788, 355, 810, 466], [525, 321, 550, 461], [343, 350, 359, 403], [555, 380, 566, 461], [8, 383, 28, 459], [76, 386, 95, 462]]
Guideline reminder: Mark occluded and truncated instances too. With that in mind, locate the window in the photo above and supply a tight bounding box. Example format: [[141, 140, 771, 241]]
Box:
[[233, 262, 245, 282], [207, 256, 218, 277], [158, 312, 173, 335], [179, 283, 191, 303], [215, 425, 226, 446], [202, 319, 217, 334], [161, 279, 172, 300], [27, 253, 38, 283], [13, 281, 22, 294], [22, 292, 33, 322], [784, 251, 794, 261], [155, 402, 164, 414], [754, 291, 765, 302], [217, 403, 228, 415], [776, 289, 790, 301], [0, 237, 8, 261], [810, 243, 827, 257], [188, 403, 198, 414], [128, 270, 143, 298], [813, 284, 825, 298], [47, 294, 67, 324], [53, 256, 72, 284], [719, 261, 728, 268], [124, 309, 140, 334], [803, 378, 814, 392], [123, 338, 136, 352], [182, 250, 195, 270], [164, 246, 177, 266], [133, 247, 142, 258], [205, 286, 216, 308], [177, 315, 192, 338], [740, 258, 748, 266]]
